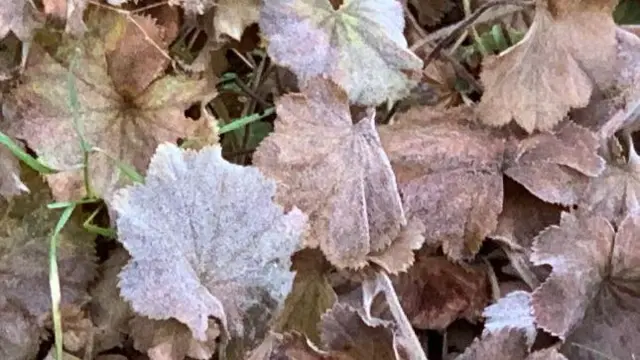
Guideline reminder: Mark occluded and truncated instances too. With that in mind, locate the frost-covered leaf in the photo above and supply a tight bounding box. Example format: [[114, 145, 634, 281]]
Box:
[[456, 329, 567, 360], [114, 143, 307, 359], [577, 155, 640, 226], [130, 317, 219, 360], [0, 0, 38, 41], [482, 291, 536, 347], [214, 0, 259, 41], [260, 0, 423, 105], [393, 251, 489, 330], [1, 8, 213, 202], [380, 107, 603, 259], [532, 212, 640, 359], [380, 106, 505, 260], [0, 145, 28, 198], [477, 0, 618, 132], [253, 78, 406, 269], [274, 249, 337, 344], [504, 122, 605, 205]]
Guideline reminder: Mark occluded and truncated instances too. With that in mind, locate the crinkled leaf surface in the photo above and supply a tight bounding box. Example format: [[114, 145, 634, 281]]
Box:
[[504, 122, 605, 205], [482, 290, 536, 346], [1, 8, 212, 202], [114, 143, 307, 359], [478, 0, 618, 132], [393, 251, 489, 330], [253, 78, 406, 269], [380, 106, 603, 259], [0, 145, 27, 198], [379, 106, 505, 259], [578, 157, 640, 226], [532, 212, 640, 359], [0, 299, 42, 360], [260, 0, 423, 105]]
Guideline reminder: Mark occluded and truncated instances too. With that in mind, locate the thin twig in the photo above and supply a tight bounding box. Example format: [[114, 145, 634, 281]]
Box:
[[402, 3, 484, 93], [234, 76, 270, 108], [416, 0, 534, 70]]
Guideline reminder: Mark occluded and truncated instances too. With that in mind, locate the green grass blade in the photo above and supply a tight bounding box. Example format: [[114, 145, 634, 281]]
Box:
[[49, 204, 76, 360], [0, 131, 57, 174], [218, 107, 275, 134], [83, 206, 116, 238]]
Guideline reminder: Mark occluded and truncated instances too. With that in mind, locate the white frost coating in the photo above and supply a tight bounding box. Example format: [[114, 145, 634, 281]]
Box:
[[260, 0, 423, 106], [482, 290, 536, 347], [113, 143, 307, 343]]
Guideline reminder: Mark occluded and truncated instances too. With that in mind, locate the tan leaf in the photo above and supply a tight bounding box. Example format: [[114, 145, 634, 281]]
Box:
[[392, 251, 489, 330], [254, 78, 406, 269], [214, 0, 259, 41], [366, 218, 425, 274], [42, 0, 89, 35], [478, 0, 618, 133], [274, 249, 337, 344], [504, 122, 605, 205], [531, 212, 640, 359], [169, 0, 215, 13], [1, 8, 214, 202], [105, 13, 176, 98], [380, 106, 505, 260], [578, 150, 640, 226]]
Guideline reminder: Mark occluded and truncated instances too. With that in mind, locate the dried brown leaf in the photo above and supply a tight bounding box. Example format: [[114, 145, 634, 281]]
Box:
[[532, 212, 640, 359], [0, 299, 42, 360], [380, 106, 505, 260], [169, 0, 215, 13], [366, 218, 425, 274], [254, 78, 406, 269], [42, 0, 88, 35], [478, 0, 618, 132], [577, 158, 640, 226], [393, 252, 489, 330], [1, 8, 214, 202], [504, 122, 605, 205], [105, 14, 174, 98]]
